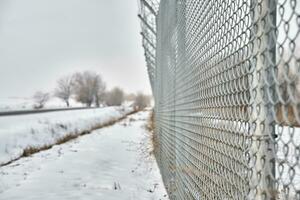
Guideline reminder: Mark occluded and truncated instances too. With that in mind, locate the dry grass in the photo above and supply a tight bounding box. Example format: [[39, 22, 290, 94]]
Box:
[[22, 145, 51, 157], [145, 109, 155, 132], [146, 110, 159, 156], [276, 104, 300, 127]]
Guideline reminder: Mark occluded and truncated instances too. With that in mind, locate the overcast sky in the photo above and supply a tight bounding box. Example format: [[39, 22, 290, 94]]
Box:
[[0, 0, 151, 98]]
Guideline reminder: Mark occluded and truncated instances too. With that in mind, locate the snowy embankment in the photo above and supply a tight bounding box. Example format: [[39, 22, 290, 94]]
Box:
[[0, 106, 134, 165], [0, 111, 168, 200]]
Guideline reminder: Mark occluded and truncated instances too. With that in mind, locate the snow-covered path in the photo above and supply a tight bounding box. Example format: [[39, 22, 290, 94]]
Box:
[[0, 111, 168, 200]]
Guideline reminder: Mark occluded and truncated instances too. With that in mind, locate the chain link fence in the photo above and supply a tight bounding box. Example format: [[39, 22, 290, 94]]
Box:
[[139, 0, 300, 199]]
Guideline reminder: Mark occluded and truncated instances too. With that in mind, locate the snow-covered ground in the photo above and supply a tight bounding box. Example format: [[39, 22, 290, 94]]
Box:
[[0, 106, 133, 165], [0, 111, 168, 200], [0, 97, 84, 111]]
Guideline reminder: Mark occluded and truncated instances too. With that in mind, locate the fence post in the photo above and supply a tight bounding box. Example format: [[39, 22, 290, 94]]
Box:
[[250, 0, 277, 199]]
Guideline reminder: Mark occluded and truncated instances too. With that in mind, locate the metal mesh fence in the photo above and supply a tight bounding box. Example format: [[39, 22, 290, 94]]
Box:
[[139, 0, 300, 199]]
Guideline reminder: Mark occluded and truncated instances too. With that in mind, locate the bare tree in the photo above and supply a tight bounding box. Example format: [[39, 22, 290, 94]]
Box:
[[105, 87, 124, 106], [73, 71, 94, 107], [73, 71, 106, 107], [134, 92, 151, 110], [94, 75, 106, 107], [54, 75, 73, 107], [125, 93, 136, 101], [33, 91, 50, 109]]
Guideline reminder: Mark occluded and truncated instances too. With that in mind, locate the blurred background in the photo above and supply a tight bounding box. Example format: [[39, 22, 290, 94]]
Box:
[[0, 0, 151, 109]]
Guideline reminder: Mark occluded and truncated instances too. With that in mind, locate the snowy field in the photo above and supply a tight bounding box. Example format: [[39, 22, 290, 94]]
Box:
[[0, 97, 84, 111], [0, 106, 133, 165], [0, 111, 168, 200]]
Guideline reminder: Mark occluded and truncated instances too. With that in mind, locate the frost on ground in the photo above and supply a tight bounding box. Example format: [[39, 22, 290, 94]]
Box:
[[0, 106, 133, 165], [0, 111, 168, 200]]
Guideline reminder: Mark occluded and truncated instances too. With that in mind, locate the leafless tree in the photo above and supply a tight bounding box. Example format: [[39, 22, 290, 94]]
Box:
[[105, 87, 124, 106], [94, 75, 106, 107], [73, 71, 94, 107], [73, 71, 106, 107], [54, 75, 73, 107], [134, 92, 151, 110], [125, 93, 136, 101], [33, 91, 50, 109]]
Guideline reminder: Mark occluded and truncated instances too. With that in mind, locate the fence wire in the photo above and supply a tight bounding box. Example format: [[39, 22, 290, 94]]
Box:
[[139, 0, 300, 199]]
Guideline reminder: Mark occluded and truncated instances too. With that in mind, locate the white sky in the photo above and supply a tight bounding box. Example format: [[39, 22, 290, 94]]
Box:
[[0, 0, 151, 98]]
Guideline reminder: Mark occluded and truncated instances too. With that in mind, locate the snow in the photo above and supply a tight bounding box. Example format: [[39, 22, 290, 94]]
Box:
[[0, 97, 85, 111], [0, 106, 134, 165], [0, 111, 168, 200]]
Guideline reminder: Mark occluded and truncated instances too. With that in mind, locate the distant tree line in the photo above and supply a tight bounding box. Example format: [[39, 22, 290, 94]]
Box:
[[33, 70, 151, 110]]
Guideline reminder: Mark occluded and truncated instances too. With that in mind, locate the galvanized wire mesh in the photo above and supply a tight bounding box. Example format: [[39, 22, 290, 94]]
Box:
[[139, 0, 300, 199]]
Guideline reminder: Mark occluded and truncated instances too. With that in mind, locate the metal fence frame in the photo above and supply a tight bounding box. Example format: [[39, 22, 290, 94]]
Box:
[[139, 0, 300, 199]]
